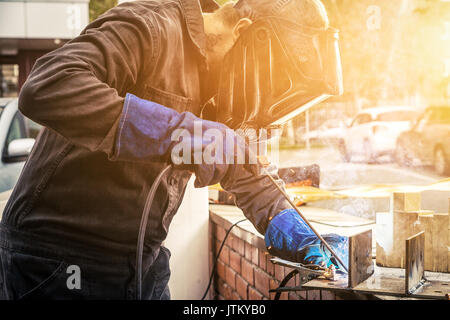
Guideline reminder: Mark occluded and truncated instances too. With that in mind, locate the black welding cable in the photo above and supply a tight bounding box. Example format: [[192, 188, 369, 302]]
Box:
[[201, 218, 248, 300], [136, 164, 172, 300]]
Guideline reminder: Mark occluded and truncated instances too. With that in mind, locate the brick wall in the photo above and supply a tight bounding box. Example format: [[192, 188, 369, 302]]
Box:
[[209, 218, 338, 300]]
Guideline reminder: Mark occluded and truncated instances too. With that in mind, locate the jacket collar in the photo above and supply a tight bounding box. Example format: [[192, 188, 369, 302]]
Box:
[[179, 0, 210, 58]]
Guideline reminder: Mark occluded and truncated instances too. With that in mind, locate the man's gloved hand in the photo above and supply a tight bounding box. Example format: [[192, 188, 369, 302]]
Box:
[[113, 93, 258, 187], [264, 209, 348, 270]]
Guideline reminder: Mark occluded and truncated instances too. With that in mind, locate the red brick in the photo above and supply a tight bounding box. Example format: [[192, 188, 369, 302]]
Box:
[[254, 268, 270, 297], [229, 250, 241, 273], [307, 290, 321, 300], [241, 258, 254, 285], [321, 290, 335, 300], [232, 291, 241, 300], [248, 287, 263, 300], [266, 255, 274, 276], [251, 246, 259, 265], [217, 260, 226, 281], [278, 292, 289, 300], [209, 251, 213, 274], [216, 278, 227, 297], [274, 264, 285, 282], [244, 242, 252, 261], [225, 267, 236, 289], [289, 292, 301, 300], [298, 290, 307, 300], [284, 268, 296, 287], [233, 237, 245, 256], [236, 275, 248, 300], [269, 279, 280, 300], [259, 250, 267, 270], [219, 280, 233, 300], [216, 226, 226, 242], [226, 233, 234, 248], [217, 242, 230, 265]]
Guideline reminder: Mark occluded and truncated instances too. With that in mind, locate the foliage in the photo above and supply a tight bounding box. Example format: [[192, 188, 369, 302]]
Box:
[[322, 0, 450, 107], [89, 0, 118, 22]]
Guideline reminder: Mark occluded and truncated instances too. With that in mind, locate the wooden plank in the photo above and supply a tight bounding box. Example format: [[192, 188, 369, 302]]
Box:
[[391, 192, 421, 212], [349, 230, 374, 288], [416, 213, 434, 271], [405, 232, 425, 294], [393, 210, 420, 268], [432, 213, 449, 272]]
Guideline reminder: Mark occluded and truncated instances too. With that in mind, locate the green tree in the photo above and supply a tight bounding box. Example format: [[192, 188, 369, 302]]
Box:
[[89, 0, 118, 22]]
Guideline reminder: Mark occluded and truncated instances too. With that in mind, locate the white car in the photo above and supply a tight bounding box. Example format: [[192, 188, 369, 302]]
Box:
[[0, 98, 40, 193], [339, 106, 419, 163], [302, 119, 346, 144]]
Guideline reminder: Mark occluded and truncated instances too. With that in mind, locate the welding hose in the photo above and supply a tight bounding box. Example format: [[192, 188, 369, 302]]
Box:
[[135, 164, 172, 300], [201, 218, 248, 300]]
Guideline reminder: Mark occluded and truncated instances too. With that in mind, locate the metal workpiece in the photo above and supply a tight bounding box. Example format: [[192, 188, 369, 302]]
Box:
[[349, 230, 374, 288], [405, 232, 425, 294]]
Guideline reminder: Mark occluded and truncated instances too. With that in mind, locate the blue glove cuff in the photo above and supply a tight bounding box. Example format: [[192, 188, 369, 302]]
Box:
[[112, 93, 182, 162]]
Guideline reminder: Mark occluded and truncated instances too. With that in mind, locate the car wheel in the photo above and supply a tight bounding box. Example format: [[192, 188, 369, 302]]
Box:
[[434, 147, 449, 176], [395, 143, 412, 167], [338, 140, 350, 162], [363, 140, 375, 164]]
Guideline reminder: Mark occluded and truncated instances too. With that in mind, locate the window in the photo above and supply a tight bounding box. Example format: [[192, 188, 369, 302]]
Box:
[[376, 111, 418, 122], [428, 107, 450, 124], [24, 116, 42, 139], [352, 114, 372, 126], [6, 112, 25, 147], [0, 64, 19, 98]]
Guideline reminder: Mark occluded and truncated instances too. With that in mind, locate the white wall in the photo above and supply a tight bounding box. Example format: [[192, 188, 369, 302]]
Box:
[[0, 0, 89, 39], [164, 176, 210, 300]]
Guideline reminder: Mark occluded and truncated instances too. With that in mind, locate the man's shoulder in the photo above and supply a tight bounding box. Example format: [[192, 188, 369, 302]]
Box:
[[115, 0, 184, 17], [88, 0, 186, 34]]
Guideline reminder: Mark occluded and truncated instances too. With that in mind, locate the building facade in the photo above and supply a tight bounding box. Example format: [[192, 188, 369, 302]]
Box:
[[0, 0, 90, 97]]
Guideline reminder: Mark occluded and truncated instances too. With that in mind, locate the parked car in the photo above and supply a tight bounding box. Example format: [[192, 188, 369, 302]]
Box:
[[301, 119, 346, 144], [0, 98, 41, 193], [395, 106, 450, 176], [338, 106, 419, 163]]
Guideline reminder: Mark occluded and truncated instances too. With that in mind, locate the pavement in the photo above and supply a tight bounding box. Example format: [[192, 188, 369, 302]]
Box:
[[276, 146, 450, 219]]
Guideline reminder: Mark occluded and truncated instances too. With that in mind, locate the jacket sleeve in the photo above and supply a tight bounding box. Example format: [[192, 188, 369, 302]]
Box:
[[220, 164, 291, 235], [18, 4, 156, 157]]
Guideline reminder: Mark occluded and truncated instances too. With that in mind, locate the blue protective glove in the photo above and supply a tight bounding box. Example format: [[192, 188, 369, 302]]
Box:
[[113, 93, 258, 187], [264, 209, 349, 269]]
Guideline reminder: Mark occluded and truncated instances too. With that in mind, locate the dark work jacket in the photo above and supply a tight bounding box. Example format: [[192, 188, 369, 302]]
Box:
[[2, 0, 289, 264]]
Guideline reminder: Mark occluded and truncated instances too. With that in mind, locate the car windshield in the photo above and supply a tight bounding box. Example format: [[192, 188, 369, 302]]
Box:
[[375, 111, 418, 122], [431, 107, 450, 124], [439, 107, 450, 124]]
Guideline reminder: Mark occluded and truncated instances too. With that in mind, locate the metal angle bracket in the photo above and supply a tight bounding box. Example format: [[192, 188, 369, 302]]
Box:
[[405, 231, 426, 295], [348, 230, 374, 288]]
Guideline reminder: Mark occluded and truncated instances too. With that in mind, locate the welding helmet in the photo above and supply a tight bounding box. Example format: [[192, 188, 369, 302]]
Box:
[[202, 17, 343, 131]]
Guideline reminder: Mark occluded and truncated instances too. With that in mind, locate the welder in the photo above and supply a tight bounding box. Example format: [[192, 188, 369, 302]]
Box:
[[0, 0, 347, 300]]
